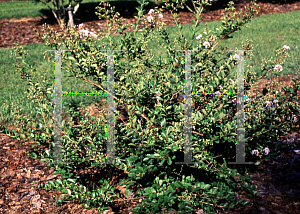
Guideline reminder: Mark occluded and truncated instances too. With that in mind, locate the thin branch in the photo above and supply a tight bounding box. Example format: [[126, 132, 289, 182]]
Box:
[[190, 0, 198, 12], [33, 0, 61, 26], [183, 2, 194, 13], [73, 0, 82, 14]]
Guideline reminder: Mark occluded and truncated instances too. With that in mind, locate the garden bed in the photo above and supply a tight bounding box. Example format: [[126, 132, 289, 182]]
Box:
[[1, 0, 300, 213]]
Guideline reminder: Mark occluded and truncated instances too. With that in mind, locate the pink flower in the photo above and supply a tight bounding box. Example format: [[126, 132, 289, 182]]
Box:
[[158, 13, 163, 19], [265, 101, 272, 107], [79, 23, 84, 28], [265, 100, 275, 111], [293, 115, 297, 122], [252, 149, 259, 156], [203, 41, 211, 49], [274, 64, 283, 72], [148, 9, 154, 15], [147, 15, 154, 22], [283, 45, 290, 50], [264, 147, 270, 155], [210, 36, 215, 41], [233, 54, 239, 60], [229, 79, 234, 84], [196, 34, 202, 40]]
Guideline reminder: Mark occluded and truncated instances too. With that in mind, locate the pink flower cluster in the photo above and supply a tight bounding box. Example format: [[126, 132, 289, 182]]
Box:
[[265, 99, 279, 112], [252, 147, 270, 157], [147, 9, 163, 23], [273, 45, 290, 72]]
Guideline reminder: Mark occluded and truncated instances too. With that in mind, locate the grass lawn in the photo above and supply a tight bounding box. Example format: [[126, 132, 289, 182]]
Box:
[[0, 0, 299, 127]]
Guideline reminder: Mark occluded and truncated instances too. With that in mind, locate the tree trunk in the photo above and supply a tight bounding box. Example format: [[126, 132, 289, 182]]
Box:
[[66, 6, 75, 28]]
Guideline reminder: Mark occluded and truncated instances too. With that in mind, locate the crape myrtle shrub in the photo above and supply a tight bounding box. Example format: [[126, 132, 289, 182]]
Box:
[[6, 0, 300, 213]]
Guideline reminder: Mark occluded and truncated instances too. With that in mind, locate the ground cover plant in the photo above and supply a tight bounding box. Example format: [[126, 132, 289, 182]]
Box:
[[1, 0, 300, 213]]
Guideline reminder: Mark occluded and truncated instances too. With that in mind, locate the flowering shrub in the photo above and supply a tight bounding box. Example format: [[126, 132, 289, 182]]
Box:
[[8, 0, 300, 213]]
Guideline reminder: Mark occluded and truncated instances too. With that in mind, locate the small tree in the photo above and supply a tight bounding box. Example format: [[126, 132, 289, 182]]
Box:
[[153, 0, 217, 13], [31, 0, 83, 29]]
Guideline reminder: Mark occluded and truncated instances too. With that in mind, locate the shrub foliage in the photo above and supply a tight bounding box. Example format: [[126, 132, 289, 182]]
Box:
[[4, 0, 300, 213]]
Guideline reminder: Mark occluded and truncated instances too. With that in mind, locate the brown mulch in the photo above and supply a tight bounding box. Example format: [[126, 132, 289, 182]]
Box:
[[1, 0, 300, 49], [1, 0, 300, 213], [0, 132, 103, 214]]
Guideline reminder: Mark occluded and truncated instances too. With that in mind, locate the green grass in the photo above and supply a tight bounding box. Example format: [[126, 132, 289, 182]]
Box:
[[0, 0, 49, 19], [0, 1, 299, 127]]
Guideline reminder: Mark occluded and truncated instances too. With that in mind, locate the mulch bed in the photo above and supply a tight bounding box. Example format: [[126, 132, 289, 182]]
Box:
[[0, 132, 101, 214], [1, 0, 300, 213], [1, 0, 300, 49]]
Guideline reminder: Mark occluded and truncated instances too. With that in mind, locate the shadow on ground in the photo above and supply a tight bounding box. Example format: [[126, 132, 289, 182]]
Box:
[[33, 0, 300, 26]]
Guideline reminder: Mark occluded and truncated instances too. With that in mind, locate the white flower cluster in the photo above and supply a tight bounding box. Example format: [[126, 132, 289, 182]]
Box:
[[78, 24, 98, 39], [147, 9, 163, 23]]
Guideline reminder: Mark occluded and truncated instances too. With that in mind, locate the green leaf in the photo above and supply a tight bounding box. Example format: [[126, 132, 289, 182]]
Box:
[[133, 116, 137, 124], [204, 184, 211, 190], [255, 161, 261, 165], [167, 156, 172, 165], [67, 179, 76, 184], [48, 180, 55, 187], [55, 179, 63, 185], [20, 134, 26, 140], [242, 200, 250, 206], [218, 112, 226, 120], [160, 118, 166, 127], [138, 11, 143, 17]]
